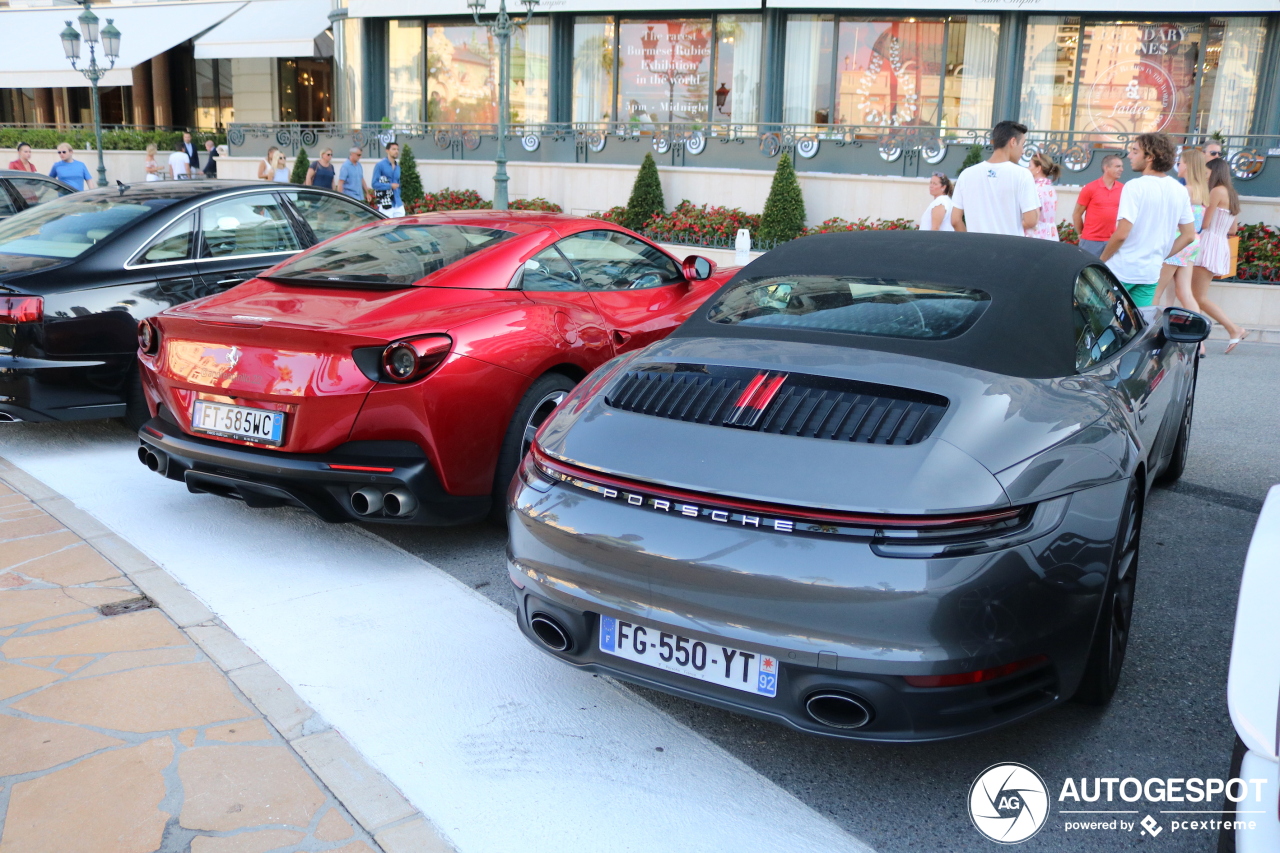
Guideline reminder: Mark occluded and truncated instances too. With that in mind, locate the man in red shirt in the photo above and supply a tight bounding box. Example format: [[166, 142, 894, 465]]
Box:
[[1073, 154, 1125, 256]]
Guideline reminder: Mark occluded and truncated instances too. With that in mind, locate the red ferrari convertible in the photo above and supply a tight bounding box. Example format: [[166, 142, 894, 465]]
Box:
[[135, 210, 732, 524]]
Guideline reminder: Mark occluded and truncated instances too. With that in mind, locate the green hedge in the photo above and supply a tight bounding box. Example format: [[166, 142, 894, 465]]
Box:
[[0, 127, 225, 152]]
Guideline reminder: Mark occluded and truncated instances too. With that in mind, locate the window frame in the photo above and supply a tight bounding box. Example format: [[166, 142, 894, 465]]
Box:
[[195, 191, 305, 262], [1073, 264, 1144, 372], [550, 228, 684, 292], [135, 213, 198, 266]]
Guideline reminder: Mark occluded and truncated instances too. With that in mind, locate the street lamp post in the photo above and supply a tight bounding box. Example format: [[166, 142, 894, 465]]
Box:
[[60, 2, 121, 188], [467, 0, 537, 211]]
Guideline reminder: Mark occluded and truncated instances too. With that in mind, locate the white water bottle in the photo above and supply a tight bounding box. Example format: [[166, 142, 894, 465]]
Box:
[[735, 229, 751, 265]]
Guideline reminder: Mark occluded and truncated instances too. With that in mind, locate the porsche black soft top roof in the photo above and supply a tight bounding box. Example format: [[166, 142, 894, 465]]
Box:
[[675, 230, 1111, 379]]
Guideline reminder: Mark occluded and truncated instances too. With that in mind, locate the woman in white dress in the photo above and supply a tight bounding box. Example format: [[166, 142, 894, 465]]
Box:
[[919, 172, 954, 231], [257, 146, 280, 181], [143, 143, 162, 181]]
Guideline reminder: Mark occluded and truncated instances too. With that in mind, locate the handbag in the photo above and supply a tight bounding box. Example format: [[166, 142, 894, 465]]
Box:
[[374, 188, 395, 209]]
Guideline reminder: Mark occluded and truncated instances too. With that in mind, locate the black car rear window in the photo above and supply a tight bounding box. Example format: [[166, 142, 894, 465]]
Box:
[[0, 195, 173, 260], [267, 223, 514, 286], [705, 275, 991, 340]]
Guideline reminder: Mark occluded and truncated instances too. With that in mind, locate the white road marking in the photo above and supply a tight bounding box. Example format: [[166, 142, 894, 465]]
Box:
[[1, 426, 873, 853]]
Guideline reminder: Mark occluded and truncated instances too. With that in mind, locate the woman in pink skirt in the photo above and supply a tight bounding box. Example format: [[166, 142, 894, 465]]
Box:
[[1195, 159, 1248, 353], [1025, 153, 1060, 241]]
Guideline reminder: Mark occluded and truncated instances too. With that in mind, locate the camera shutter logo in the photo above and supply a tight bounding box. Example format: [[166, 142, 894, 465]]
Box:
[[969, 763, 1049, 844]]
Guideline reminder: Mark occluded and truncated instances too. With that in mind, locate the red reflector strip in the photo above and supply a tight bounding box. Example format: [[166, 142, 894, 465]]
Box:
[[142, 426, 163, 438], [727, 372, 787, 428], [0, 295, 42, 324], [531, 444, 1023, 529], [903, 655, 1048, 688], [327, 464, 396, 473]]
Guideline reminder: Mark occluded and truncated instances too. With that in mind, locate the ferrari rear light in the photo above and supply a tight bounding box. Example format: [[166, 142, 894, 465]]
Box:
[[0, 296, 42, 324], [379, 335, 452, 383], [138, 319, 160, 355], [903, 655, 1048, 688]]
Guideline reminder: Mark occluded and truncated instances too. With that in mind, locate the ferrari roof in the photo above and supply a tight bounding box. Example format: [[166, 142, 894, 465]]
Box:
[[675, 230, 1102, 379]]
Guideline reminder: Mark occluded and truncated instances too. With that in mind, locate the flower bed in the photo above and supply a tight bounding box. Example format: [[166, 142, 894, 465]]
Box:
[[403, 190, 562, 215], [642, 201, 762, 245], [1235, 223, 1280, 283], [802, 216, 917, 235]]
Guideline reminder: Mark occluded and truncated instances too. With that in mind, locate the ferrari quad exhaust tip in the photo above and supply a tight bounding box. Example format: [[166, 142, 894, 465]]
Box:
[[804, 691, 874, 729], [383, 488, 418, 518], [529, 613, 572, 652], [350, 487, 385, 516]]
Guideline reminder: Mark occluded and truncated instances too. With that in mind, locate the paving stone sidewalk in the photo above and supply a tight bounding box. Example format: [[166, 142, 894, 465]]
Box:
[[0, 464, 451, 853]]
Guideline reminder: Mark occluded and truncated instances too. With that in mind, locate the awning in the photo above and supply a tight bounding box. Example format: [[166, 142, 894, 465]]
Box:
[[194, 0, 333, 59], [0, 1, 246, 89]]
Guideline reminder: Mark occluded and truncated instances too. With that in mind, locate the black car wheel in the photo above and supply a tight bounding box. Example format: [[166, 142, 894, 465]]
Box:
[[1156, 362, 1196, 486], [122, 367, 150, 432], [1074, 480, 1142, 705], [490, 372, 576, 522]]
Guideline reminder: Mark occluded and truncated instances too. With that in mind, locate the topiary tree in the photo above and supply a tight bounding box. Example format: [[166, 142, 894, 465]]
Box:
[[289, 147, 310, 185], [959, 143, 985, 175], [624, 152, 664, 232], [758, 152, 806, 244], [399, 144, 424, 209]]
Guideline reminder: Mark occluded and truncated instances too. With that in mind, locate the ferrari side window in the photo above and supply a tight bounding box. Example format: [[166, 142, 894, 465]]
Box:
[[520, 247, 581, 291], [556, 230, 681, 291]]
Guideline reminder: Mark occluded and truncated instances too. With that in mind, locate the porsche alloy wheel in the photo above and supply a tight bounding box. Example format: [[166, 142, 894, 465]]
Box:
[[1074, 481, 1142, 705], [492, 373, 576, 521]]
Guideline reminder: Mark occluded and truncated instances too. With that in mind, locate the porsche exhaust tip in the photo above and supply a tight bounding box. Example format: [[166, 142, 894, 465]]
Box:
[[383, 488, 417, 518], [804, 691, 874, 729], [138, 446, 167, 475], [529, 613, 572, 652], [350, 487, 384, 516]]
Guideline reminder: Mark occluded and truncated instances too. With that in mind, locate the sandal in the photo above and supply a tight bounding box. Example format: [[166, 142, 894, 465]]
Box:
[[1225, 330, 1250, 354]]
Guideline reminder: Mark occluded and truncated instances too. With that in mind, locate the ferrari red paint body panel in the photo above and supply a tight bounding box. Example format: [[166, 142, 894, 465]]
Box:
[[138, 211, 734, 511]]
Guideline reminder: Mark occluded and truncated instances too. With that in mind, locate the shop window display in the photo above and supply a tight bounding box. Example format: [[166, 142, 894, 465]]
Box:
[[618, 19, 713, 126], [427, 20, 548, 124]]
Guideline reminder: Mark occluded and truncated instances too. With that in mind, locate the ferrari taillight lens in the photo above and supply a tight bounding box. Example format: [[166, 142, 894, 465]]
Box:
[[138, 319, 160, 355], [0, 296, 42, 324], [379, 335, 452, 383]]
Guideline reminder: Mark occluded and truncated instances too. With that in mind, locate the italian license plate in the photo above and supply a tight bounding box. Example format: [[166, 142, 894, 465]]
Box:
[[191, 400, 285, 446], [599, 615, 778, 698]]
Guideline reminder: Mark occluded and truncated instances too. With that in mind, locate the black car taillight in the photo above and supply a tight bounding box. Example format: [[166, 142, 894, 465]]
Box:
[[377, 335, 452, 383], [138, 319, 160, 355], [1, 296, 42, 324]]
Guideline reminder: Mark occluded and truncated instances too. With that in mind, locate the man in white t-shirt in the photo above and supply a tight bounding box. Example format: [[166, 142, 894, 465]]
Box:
[[1101, 132, 1196, 307], [168, 140, 191, 180], [950, 120, 1040, 236]]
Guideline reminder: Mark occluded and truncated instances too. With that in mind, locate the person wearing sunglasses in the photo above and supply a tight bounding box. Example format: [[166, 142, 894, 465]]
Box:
[[48, 144, 93, 191], [1204, 142, 1223, 161]]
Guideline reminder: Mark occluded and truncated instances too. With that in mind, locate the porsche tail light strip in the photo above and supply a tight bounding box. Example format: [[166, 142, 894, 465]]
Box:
[[903, 655, 1049, 688], [530, 444, 1022, 530], [0, 296, 43, 324], [327, 464, 397, 473]]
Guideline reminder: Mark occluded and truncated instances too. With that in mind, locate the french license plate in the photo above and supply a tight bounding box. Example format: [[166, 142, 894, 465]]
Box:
[[599, 615, 778, 698], [191, 400, 285, 446]]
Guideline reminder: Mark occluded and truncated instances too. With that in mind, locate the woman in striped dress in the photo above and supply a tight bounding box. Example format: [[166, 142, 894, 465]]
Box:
[[1194, 159, 1248, 353]]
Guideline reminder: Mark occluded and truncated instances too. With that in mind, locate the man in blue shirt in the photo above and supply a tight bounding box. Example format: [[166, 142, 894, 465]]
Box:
[[49, 144, 94, 191], [371, 142, 403, 217], [334, 147, 369, 204]]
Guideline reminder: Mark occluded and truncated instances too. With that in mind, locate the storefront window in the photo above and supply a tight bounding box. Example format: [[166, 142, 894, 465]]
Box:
[[1076, 22, 1201, 136], [389, 20, 424, 124], [617, 19, 712, 126], [835, 18, 944, 126], [512, 19, 550, 123], [428, 20, 548, 124], [196, 59, 234, 129], [573, 16, 614, 122], [713, 15, 761, 124], [943, 16, 1000, 128], [338, 16, 363, 123], [1198, 17, 1267, 137], [279, 59, 333, 123], [1020, 16, 1079, 132], [783, 15, 834, 125]]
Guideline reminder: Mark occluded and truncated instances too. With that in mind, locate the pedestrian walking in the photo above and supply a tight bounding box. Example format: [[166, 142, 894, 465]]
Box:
[[257, 146, 280, 181], [202, 140, 218, 178], [1154, 148, 1208, 314], [305, 148, 336, 189], [918, 172, 954, 231], [181, 131, 201, 174], [1100, 133, 1196, 308], [1204, 141, 1223, 162], [1195, 158, 1248, 352], [144, 143, 163, 181], [168, 140, 191, 180], [271, 151, 289, 183], [372, 142, 404, 217], [1025, 152, 1060, 241], [7, 142, 37, 172], [48, 144, 93, 190], [1072, 154, 1124, 256], [334, 147, 368, 203], [950, 120, 1040, 235]]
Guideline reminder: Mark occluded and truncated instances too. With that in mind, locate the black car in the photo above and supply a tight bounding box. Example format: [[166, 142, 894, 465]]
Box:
[[0, 171, 75, 221], [0, 180, 382, 426]]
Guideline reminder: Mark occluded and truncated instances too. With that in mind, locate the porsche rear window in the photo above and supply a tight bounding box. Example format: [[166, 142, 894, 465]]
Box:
[[705, 275, 990, 340], [268, 223, 514, 286]]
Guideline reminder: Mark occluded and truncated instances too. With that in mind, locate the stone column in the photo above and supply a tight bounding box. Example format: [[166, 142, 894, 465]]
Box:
[[152, 50, 173, 128], [132, 59, 154, 127], [34, 88, 55, 125]]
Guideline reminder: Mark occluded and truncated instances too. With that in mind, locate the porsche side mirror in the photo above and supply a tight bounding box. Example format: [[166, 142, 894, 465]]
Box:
[[682, 255, 715, 281], [1163, 307, 1211, 343]]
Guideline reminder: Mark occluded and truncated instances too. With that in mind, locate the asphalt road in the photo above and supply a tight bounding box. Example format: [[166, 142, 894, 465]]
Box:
[[372, 340, 1280, 853]]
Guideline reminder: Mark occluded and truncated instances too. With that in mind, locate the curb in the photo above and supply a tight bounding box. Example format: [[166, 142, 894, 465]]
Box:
[[0, 455, 456, 853]]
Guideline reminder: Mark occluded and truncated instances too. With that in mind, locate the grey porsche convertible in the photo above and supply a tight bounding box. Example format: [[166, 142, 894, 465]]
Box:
[[506, 231, 1210, 742]]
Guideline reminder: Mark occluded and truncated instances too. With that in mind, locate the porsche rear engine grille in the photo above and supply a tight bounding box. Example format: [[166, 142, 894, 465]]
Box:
[[605, 364, 948, 445]]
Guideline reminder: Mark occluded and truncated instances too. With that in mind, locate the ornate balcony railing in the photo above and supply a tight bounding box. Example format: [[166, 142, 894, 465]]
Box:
[[226, 121, 1280, 191]]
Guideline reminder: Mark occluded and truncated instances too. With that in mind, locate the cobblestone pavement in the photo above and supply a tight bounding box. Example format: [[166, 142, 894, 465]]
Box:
[[0, 474, 443, 853]]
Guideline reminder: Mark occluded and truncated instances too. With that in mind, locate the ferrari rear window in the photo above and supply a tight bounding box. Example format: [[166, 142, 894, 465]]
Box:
[[705, 275, 990, 340], [268, 223, 514, 286]]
